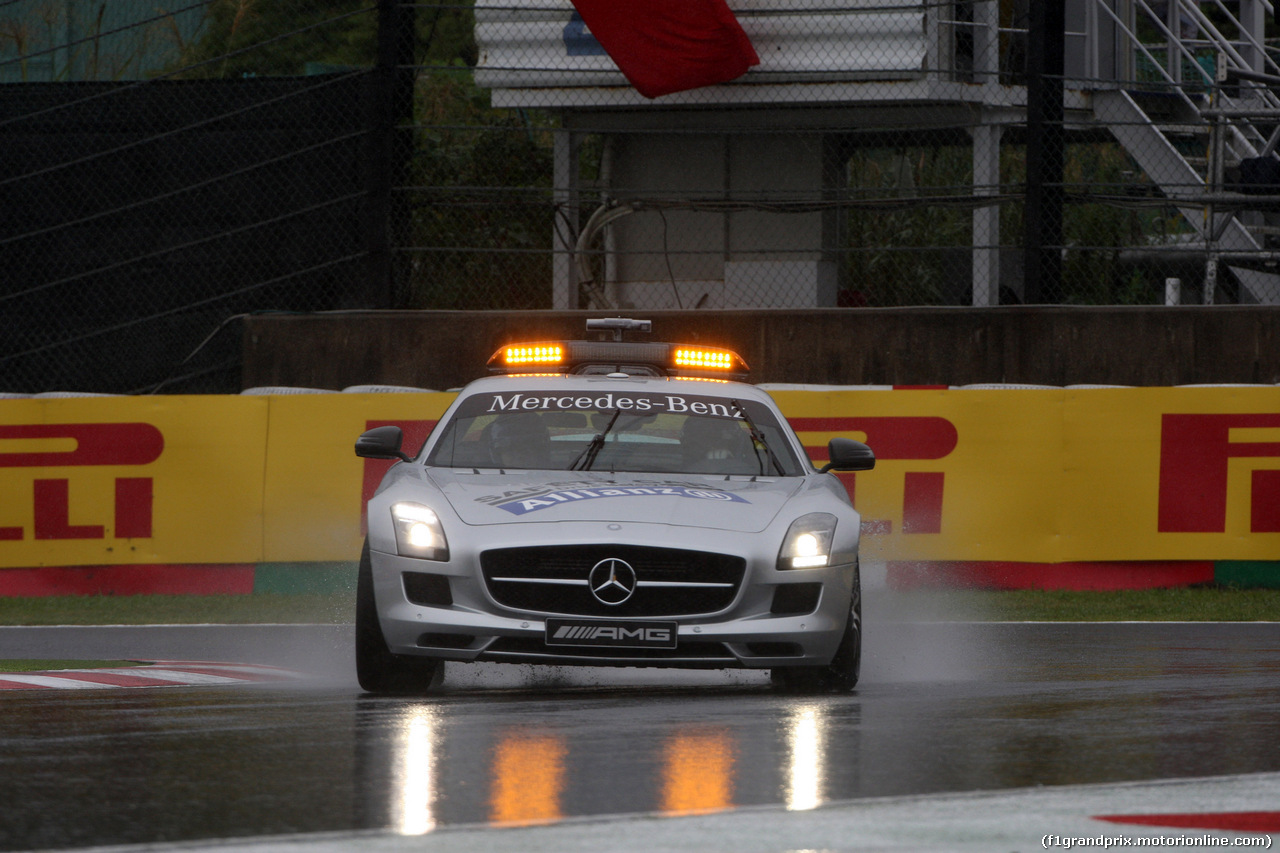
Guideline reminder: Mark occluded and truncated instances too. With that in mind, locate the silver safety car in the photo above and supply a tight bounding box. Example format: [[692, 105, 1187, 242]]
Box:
[[354, 319, 875, 694]]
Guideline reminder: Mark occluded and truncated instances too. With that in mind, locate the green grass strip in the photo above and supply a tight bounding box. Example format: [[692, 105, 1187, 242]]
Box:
[[0, 592, 355, 626], [0, 660, 145, 673]]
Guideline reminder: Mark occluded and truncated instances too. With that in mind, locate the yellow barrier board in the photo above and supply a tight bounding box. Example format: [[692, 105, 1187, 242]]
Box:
[[0, 397, 269, 567], [775, 387, 1280, 562], [260, 393, 455, 562], [1, 387, 1276, 569]]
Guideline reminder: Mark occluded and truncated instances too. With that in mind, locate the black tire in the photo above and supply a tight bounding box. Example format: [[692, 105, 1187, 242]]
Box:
[[772, 581, 861, 694], [355, 540, 443, 694]]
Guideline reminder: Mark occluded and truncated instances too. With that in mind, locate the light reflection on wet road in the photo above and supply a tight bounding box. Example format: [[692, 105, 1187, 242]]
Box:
[[2, 621, 1279, 851]]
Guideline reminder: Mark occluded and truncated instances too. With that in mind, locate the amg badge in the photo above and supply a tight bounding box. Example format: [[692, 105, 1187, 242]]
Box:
[[546, 618, 678, 650]]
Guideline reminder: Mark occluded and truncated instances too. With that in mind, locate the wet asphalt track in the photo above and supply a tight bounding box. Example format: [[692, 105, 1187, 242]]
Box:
[[2, 608, 1280, 852]]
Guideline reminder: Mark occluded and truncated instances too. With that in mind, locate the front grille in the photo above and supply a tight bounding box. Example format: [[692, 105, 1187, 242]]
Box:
[[482, 637, 737, 668], [480, 544, 746, 617]]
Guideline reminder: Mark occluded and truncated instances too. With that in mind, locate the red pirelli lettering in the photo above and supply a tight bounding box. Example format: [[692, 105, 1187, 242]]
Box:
[[1158, 413, 1280, 533], [789, 417, 958, 460], [791, 416, 958, 535], [114, 477, 154, 539], [34, 479, 104, 540], [0, 423, 164, 467], [1, 423, 164, 541]]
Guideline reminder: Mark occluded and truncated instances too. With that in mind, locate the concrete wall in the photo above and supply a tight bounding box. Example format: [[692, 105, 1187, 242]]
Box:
[[241, 307, 1280, 391]]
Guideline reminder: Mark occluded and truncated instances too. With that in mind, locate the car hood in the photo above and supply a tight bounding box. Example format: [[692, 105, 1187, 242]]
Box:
[[429, 469, 804, 533]]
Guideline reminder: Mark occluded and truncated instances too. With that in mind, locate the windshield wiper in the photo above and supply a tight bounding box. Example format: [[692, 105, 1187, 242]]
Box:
[[731, 399, 786, 476], [569, 409, 621, 471]]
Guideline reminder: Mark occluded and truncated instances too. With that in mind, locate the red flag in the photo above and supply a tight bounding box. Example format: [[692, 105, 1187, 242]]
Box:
[[569, 0, 760, 99]]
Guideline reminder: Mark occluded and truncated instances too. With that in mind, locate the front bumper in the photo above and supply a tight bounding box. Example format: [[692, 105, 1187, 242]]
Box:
[[367, 522, 857, 670]]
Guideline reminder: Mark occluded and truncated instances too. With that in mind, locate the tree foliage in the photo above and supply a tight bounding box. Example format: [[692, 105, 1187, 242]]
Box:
[[401, 72, 556, 310], [171, 0, 477, 77]]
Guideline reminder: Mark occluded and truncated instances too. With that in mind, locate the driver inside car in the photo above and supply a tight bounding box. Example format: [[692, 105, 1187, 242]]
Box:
[[680, 416, 756, 473], [487, 412, 553, 469]]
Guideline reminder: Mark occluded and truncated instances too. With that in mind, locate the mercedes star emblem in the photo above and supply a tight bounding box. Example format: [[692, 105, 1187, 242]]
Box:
[[588, 558, 638, 605]]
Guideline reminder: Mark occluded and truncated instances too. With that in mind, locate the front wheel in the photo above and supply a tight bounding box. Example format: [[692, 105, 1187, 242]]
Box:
[[355, 540, 443, 694], [772, 584, 861, 694]]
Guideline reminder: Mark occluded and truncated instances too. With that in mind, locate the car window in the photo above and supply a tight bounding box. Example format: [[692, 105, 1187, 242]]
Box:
[[426, 389, 804, 475]]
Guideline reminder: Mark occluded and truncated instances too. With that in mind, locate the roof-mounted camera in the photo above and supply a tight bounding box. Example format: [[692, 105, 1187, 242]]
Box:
[[586, 317, 652, 341]]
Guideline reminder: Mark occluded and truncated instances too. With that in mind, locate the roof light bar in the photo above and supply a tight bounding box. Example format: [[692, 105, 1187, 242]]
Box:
[[486, 319, 749, 380]]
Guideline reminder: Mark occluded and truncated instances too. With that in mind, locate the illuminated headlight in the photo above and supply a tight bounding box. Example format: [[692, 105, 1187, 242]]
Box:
[[778, 513, 837, 570], [391, 502, 449, 561]]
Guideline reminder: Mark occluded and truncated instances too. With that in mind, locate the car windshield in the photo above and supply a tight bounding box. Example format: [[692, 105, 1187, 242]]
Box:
[[426, 388, 805, 476]]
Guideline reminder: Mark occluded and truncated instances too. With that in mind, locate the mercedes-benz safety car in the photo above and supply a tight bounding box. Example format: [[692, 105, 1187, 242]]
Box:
[[354, 318, 876, 694]]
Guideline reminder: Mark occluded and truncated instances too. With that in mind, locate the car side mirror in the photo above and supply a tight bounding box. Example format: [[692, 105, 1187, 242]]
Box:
[[820, 437, 875, 473], [355, 425, 412, 462]]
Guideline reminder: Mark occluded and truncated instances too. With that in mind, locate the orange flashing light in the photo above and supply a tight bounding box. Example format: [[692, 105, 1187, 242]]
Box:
[[487, 333, 748, 379], [673, 348, 735, 371], [502, 344, 564, 366]]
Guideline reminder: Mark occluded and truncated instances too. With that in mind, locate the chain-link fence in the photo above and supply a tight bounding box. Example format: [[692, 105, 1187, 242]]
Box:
[[2, 0, 1278, 394], [1, 0, 384, 394]]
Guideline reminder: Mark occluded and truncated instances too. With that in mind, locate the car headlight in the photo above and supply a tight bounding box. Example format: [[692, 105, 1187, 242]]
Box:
[[778, 513, 837, 570], [391, 502, 450, 561]]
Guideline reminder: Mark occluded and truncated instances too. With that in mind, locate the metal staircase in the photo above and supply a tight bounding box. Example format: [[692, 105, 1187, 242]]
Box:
[[1089, 0, 1280, 303]]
